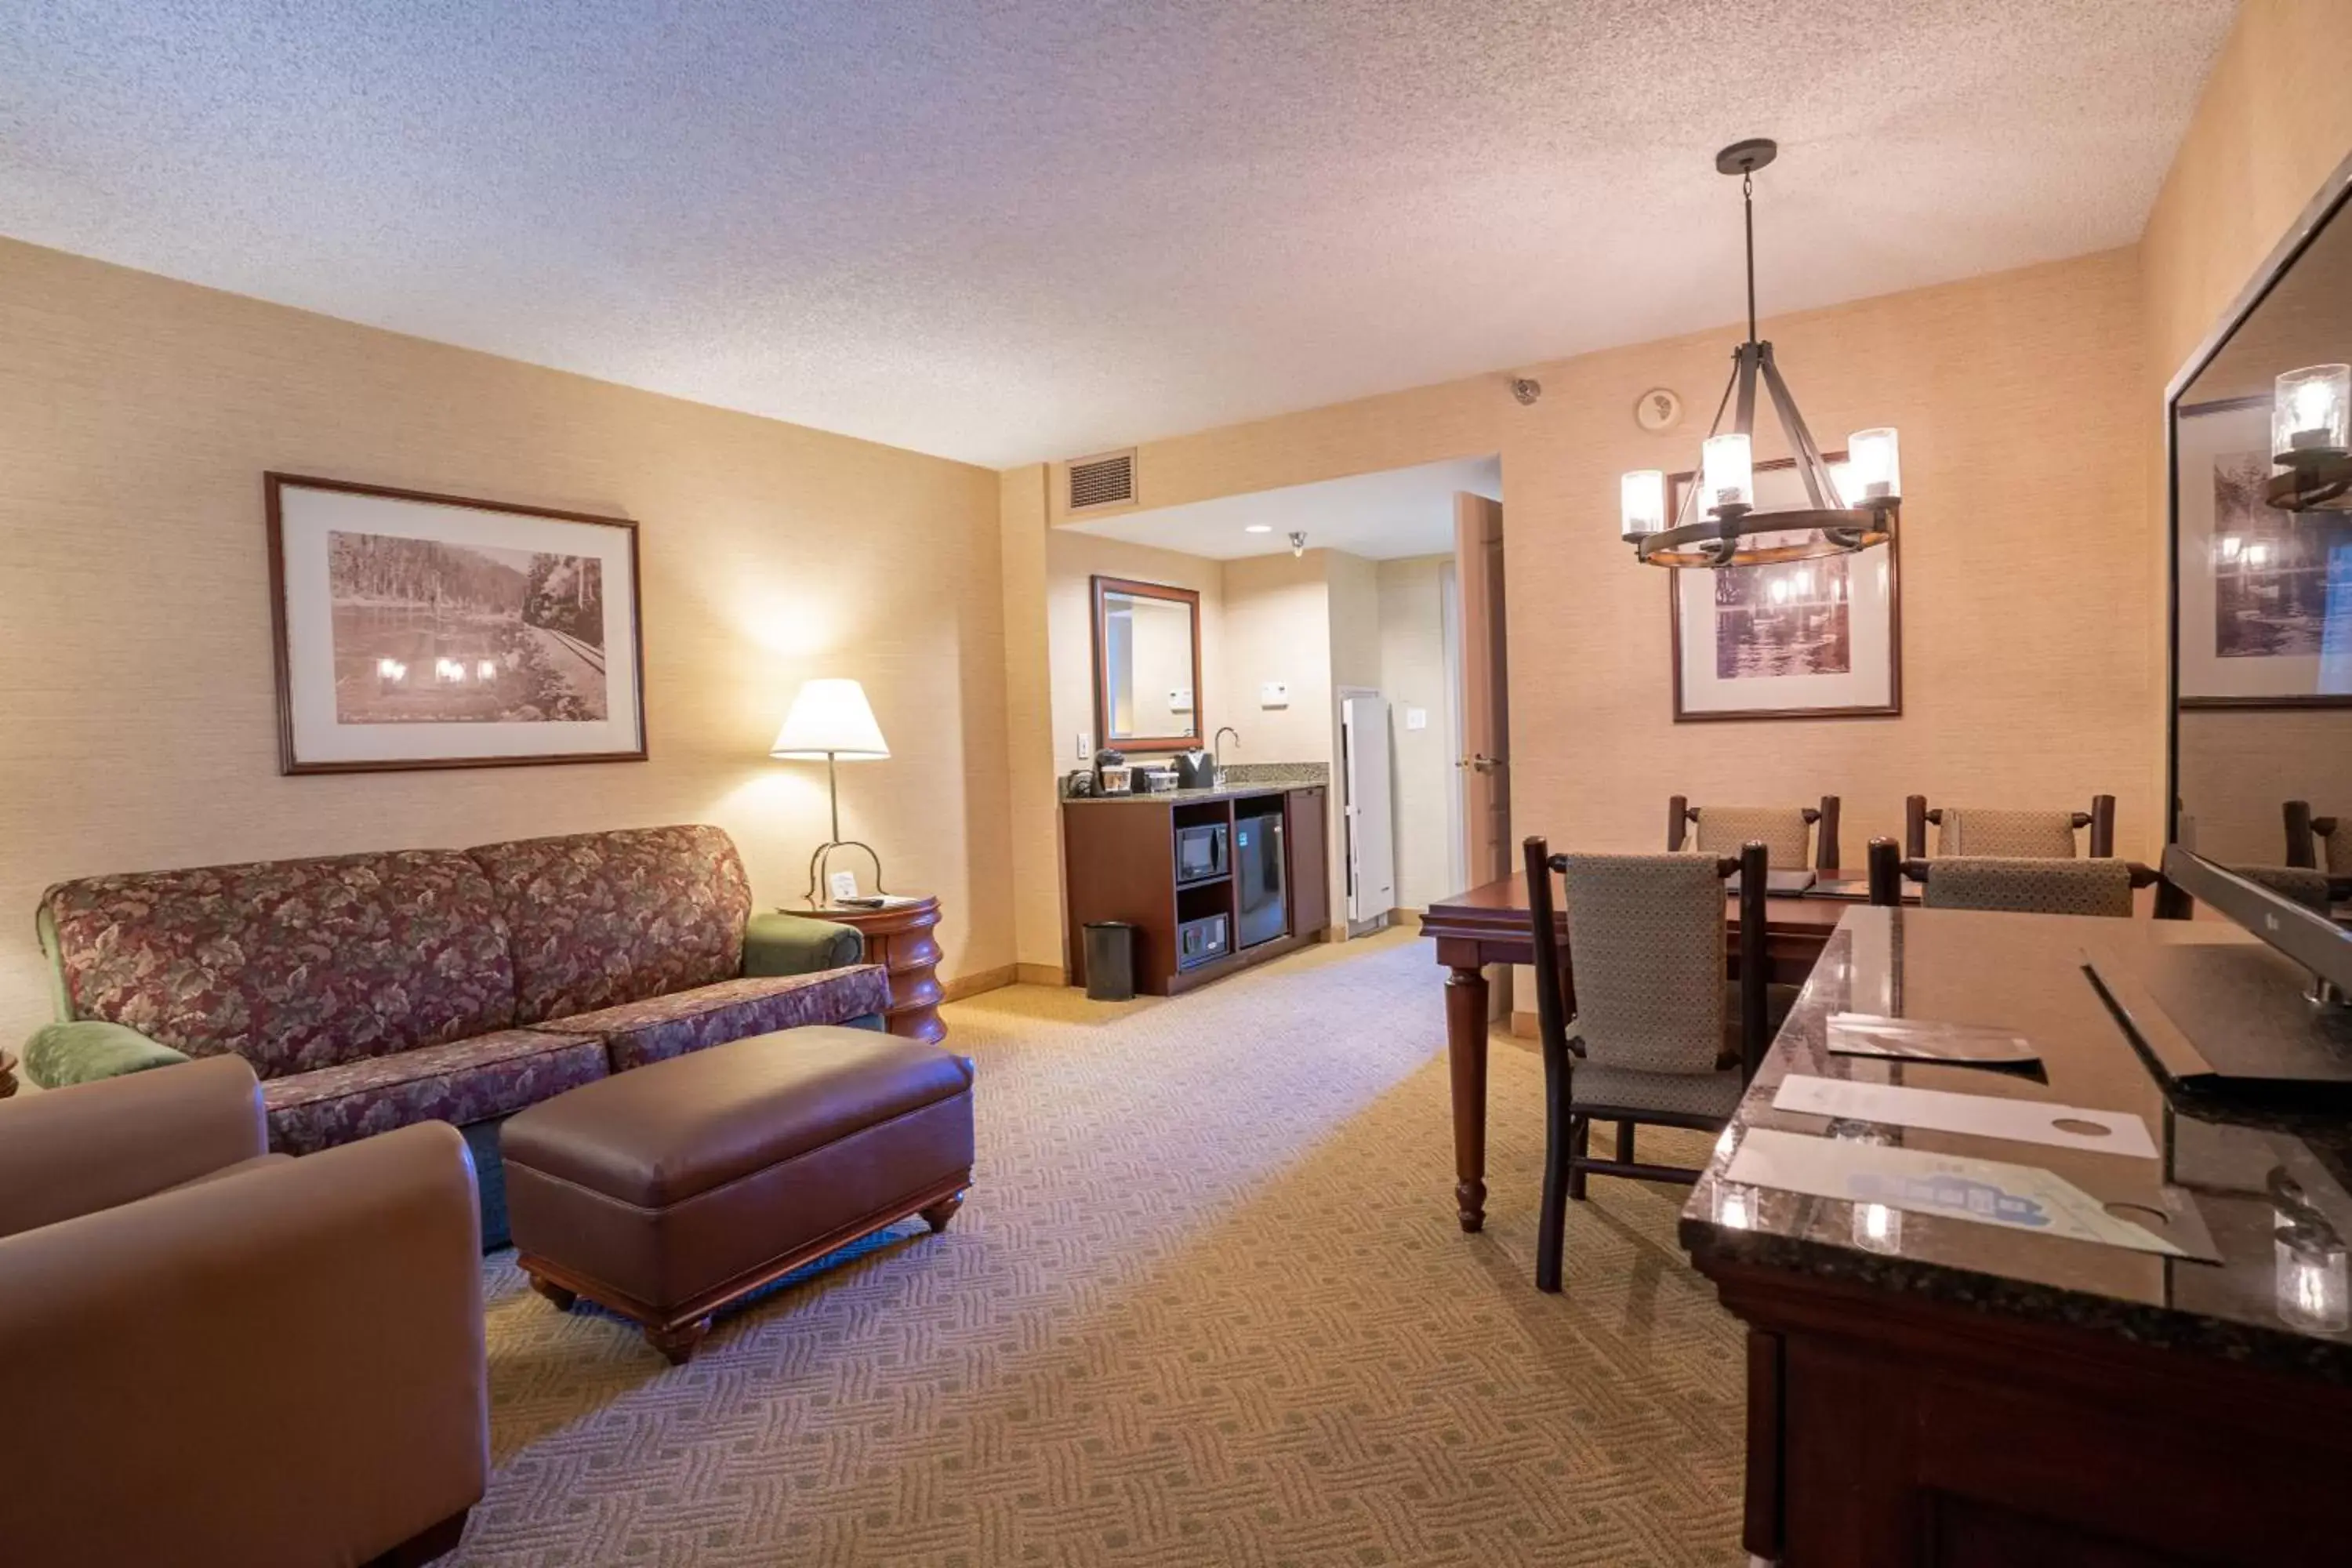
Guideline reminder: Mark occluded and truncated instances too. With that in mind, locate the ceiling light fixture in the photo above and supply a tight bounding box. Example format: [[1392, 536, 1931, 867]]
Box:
[[1244, 524, 1274, 533], [1288, 532, 1307, 557], [1620, 139, 1901, 569]]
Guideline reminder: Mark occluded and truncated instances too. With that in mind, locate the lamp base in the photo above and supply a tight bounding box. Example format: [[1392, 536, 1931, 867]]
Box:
[[805, 839, 888, 909]]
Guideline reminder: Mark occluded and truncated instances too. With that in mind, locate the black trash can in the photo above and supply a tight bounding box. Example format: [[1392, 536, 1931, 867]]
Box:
[[1083, 920, 1138, 1002]]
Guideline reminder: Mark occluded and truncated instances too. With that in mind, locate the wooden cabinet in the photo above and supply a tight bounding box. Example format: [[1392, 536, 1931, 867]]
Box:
[[1062, 789, 1327, 996], [1284, 786, 1329, 941]]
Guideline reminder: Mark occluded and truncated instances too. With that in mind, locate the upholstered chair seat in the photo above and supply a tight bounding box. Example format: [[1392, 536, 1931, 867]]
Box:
[[2230, 864, 2334, 914], [1921, 857, 2136, 917]]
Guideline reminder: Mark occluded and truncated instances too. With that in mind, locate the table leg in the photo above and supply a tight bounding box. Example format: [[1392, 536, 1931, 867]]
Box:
[[1444, 964, 1490, 1232]]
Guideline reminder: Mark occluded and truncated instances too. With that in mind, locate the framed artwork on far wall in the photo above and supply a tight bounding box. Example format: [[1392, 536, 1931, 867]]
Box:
[[2176, 394, 2352, 709], [1668, 456, 1902, 721], [266, 473, 648, 774]]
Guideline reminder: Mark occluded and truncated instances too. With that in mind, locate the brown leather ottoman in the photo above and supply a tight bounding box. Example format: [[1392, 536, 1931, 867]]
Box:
[[501, 1025, 974, 1363]]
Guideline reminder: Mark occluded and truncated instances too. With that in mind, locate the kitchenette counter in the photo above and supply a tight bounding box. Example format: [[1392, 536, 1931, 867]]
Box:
[[1061, 762, 1328, 806]]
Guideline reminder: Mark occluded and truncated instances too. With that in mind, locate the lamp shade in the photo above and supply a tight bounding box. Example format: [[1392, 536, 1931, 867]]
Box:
[[770, 678, 889, 760]]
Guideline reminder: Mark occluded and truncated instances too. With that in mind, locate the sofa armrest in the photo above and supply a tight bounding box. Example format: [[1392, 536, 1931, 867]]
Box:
[[745, 910, 864, 976], [24, 1017, 191, 1087], [0, 1122, 487, 1566], [0, 1054, 266, 1240]]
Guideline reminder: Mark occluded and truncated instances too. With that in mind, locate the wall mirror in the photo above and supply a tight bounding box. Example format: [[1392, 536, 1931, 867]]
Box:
[[2168, 152, 2352, 871], [1091, 575, 1203, 752]]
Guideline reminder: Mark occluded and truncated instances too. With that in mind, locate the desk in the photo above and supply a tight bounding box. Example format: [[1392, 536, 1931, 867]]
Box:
[[1684, 907, 2352, 1566], [1420, 871, 1853, 1232]]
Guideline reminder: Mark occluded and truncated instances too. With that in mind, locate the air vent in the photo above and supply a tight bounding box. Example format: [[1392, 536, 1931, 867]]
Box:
[[1065, 448, 1137, 514]]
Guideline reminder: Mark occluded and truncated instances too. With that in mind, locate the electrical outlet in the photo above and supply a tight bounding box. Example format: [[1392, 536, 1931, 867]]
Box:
[[1406, 706, 1428, 731], [1076, 731, 1093, 760], [827, 869, 859, 902]]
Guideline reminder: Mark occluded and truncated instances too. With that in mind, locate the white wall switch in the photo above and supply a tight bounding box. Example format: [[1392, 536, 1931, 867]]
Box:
[[1406, 706, 1428, 731], [827, 869, 859, 902], [1076, 731, 1093, 760], [1260, 681, 1289, 709]]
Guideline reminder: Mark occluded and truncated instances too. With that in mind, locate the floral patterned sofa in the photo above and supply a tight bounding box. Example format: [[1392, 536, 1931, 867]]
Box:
[[31, 825, 889, 1244]]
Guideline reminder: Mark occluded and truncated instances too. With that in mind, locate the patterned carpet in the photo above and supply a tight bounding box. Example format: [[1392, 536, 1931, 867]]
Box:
[[451, 930, 1748, 1566]]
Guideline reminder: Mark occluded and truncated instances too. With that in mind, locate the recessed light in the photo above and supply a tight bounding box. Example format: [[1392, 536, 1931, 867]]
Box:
[[1243, 524, 1273, 534]]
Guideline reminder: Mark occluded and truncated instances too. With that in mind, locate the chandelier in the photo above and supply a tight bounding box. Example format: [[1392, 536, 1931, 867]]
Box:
[[1620, 139, 1902, 568]]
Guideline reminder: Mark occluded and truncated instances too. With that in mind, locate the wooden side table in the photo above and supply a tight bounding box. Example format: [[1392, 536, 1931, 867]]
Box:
[[811, 894, 946, 1044]]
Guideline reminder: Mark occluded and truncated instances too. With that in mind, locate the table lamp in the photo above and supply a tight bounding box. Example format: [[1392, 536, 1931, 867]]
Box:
[[771, 677, 891, 906]]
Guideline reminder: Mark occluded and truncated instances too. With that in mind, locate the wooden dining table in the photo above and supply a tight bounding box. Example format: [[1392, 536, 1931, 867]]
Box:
[[1419, 871, 1861, 1233]]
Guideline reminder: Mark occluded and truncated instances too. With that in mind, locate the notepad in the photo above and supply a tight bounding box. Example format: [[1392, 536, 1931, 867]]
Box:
[[1772, 1074, 2156, 1160], [1826, 1013, 2041, 1066]]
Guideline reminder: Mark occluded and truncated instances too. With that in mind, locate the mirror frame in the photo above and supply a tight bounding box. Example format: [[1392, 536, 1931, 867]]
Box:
[[2165, 147, 2352, 847], [1091, 574, 1204, 754]]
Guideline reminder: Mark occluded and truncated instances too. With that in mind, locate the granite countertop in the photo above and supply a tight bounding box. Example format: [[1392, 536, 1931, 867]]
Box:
[[1061, 761, 1328, 804], [1681, 906, 2352, 1385]]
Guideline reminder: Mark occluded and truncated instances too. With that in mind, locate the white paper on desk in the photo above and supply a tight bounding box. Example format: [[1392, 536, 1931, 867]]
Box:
[[1826, 1012, 2039, 1065], [1772, 1074, 2157, 1160], [1725, 1127, 2187, 1256]]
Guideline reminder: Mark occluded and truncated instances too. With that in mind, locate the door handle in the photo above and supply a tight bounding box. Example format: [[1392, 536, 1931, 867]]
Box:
[[1458, 754, 1507, 773]]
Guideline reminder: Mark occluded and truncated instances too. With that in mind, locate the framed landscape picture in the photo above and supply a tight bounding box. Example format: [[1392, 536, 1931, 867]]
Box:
[[1668, 456, 1901, 721], [2176, 395, 2352, 709], [266, 474, 648, 773]]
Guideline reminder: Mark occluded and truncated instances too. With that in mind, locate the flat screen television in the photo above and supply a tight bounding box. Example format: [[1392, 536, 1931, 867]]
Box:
[[2159, 143, 2352, 1080]]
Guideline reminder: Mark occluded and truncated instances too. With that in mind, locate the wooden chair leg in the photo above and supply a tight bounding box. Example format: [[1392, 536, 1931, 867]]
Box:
[[1567, 1116, 1592, 1202], [1616, 1120, 1635, 1163], [1537, 1080, 1575, 1293]]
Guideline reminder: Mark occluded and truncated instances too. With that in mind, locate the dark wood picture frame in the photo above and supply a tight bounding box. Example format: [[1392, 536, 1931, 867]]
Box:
[[1089, 574, 1203, 753], [266, 472, 649, 775], [1666, 455, 1903, 722]]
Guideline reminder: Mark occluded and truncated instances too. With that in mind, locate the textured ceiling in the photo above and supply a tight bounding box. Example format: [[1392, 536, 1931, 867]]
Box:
[[0, 2, 2234, 468], [1069, 456, 1501, 560]]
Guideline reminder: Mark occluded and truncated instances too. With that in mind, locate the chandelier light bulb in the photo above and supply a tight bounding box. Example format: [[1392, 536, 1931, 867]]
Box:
[[2274, 365, 2350, 461], [1846, 428, 1902, 501], [1701, 434, 1753, 514], [1620, 470, 1666, 540]]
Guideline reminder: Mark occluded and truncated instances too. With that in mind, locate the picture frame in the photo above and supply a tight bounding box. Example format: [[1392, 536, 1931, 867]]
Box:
[[266, 473, 648, 774], [1667, 455, 1902, 721], [2175, 395, 2352, 709]]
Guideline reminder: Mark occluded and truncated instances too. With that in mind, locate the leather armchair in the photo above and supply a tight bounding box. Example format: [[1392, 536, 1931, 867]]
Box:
[[0, 1057, 489, 1567]]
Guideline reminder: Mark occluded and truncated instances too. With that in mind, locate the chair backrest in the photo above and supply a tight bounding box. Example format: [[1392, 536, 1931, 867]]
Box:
[[1907, 794, 2114, 859], [2230, 864, 2335, 915], [1921, 857, 2135, 917], [1523, 845, 1755, 1078], [1669, 793, 1838, 869], [2286, 803, 2347, 876]]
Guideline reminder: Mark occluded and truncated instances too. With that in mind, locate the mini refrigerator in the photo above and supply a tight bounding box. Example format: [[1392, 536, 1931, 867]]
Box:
[[1234, 810, 1287, 949]]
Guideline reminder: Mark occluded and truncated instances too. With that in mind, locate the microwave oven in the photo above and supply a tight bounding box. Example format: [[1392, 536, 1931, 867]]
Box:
[[1175, 821, 1229, 885], [1177, 913, 1230, 970]]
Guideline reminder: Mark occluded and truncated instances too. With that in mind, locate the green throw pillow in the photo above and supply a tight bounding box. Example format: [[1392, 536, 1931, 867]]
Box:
[[24, 1020, 191, 1087]]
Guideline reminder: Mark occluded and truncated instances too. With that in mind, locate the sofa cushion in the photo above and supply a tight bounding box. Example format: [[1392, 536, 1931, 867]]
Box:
[[42, 851, 517, 1079], [263, 1028, 607, 1156], [467, 826, 754, 1024], [535, 968, 893, 1072]]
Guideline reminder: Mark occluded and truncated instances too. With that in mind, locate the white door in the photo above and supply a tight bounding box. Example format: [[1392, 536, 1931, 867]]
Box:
[[1341, 691, 1396, 931]]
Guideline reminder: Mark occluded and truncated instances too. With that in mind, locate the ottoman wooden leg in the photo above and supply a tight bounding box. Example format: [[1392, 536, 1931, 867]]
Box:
[[647, 1317, 710, 1366], [528, 1273, 578, 1311], [920, 1192, 965, 1233]]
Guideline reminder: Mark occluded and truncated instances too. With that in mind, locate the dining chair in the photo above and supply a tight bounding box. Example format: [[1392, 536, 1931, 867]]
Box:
[[1668, 794, 1840, 871], [1878, 854, 2148, 916], [1904, 794, 2115, 859], [1521, 837, 1779, 1294], [2285, 801, 2346, 874]]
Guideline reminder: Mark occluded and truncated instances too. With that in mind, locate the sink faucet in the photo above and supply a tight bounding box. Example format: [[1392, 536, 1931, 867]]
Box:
[[1213, 727, 1240, 765]]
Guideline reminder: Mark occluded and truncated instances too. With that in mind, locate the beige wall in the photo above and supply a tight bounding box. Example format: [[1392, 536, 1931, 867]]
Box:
[[1218, 550, 1340, 769], [2179, 710, 2351, 866], [0, 236, 1012, 1043], [1378, 555, 1461, 911], [1083, 247, 2158, 874]]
